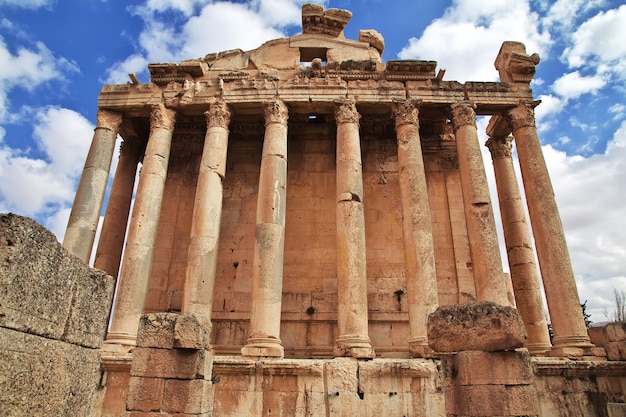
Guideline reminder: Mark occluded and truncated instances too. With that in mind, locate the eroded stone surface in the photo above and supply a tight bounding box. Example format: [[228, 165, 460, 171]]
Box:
[[427, 301, 527, 352]]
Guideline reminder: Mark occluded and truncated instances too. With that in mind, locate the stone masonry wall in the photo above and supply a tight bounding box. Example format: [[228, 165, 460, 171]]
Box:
[[0, 213, 114, 417]]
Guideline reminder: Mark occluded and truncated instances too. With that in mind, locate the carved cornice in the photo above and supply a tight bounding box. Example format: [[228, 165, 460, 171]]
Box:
[[263, 99, 289, 126], [449, 101, 476, 131], [334, 99, 360, 125], [392, 100, 420, 128], [205, 100, 232, 129], [149, 104, 177, 132], [507, 101, 536, 131], [485, 136, 513, 160], [96, 109, 123, 132]]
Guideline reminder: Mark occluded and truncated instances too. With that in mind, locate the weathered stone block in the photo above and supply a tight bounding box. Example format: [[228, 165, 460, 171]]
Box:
[[174, 313, 212, 350], [0, 327, 102, 417], [162, 379, 214, 414], [0, 213, 114, 349], [136, 313, 177, 348], [506, 384, 540, 416], [131, 347, 213, 379], [445, 350, 533, 386], [427, 301, 527, 352], [126, 376, 165, 412]]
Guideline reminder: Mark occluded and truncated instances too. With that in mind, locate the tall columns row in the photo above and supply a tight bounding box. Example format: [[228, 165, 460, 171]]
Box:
[[504, 102, 593, 352], [66, 98, 591, 357]]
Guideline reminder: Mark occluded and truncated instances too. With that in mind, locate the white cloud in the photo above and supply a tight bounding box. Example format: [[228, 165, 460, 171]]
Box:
[[106, 0, 322, 84], [0, 0, 52, 9], [562, 5, 626, 76], [552, 71, 606, 100], [0, 36, 79, 121], [0, 107, 93, 217], [541, 0, 607, 32], [397, 0, 550, 82], [534, 94, 564, 125]]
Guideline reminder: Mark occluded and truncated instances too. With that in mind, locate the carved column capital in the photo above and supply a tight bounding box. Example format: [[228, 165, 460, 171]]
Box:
[[485, 136, 513, 160], [205, 99, 232, 129], [96, 109, 123, 132], [449, 101, 477, 131], [507, 101, 536, 131], [263, 99, 288, 126], [392, 99, 420, 128], [334, 99, 360, 125], [150, 104, 177, 132]]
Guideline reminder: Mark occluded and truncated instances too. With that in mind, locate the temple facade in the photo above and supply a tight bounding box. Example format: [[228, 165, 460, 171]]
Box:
[[59, 4, 626, 416]]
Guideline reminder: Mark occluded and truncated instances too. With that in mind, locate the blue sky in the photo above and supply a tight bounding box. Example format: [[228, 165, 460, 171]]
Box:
[[0, 0, 625, 323]]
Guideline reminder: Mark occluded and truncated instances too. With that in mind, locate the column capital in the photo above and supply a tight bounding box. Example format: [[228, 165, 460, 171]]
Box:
[[96, 109, 123, 132], [507, 101, 537, 131], [205, 99, 232, 129], [449, 101, 477, 131], [485, 136, 513, 160], [263, 99, 289, 126], [392, 99, 421, 128], [150, 104, 177, 132], [334, 98, 360, 125]]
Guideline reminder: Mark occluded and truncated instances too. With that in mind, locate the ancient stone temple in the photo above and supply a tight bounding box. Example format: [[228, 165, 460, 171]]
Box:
[[54, 4, 626, 416]]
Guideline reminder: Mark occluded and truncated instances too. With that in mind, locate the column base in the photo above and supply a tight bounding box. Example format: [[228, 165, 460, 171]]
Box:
[[526, 342, 552, 356], [102, 331, 136, 353], [409, 340, 439, 358], [241, 337, 284, 358], [334, 335, 375, 359]]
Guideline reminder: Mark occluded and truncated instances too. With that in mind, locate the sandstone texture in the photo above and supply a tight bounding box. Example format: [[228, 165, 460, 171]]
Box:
[[427, 301, 527, 352], [0, 213, 114, 417]]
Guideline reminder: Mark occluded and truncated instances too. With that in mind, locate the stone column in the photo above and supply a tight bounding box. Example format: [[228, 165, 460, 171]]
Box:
[[241, 99, 288, 358], [507, 102, 593, 352], [183, 100, 231, 318], [94, 139, 141, 277], [485, 135, 552, 355], [333, 99, 375, 358], [450, 102, 508, 306], [64, 109, 122, 263], [392, 100, 439, 358], [105, 104, 176, 348]]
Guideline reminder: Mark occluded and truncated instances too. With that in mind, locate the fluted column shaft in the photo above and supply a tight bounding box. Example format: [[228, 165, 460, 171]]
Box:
[[94, 139, 141, 277], [392, 100, 439, 358], [183, 100, 232, 319], [485, 135, 552, 355], [64, 109, 122, 263], [105, 104, 176, 347], [507, 102, 592, 350], [333, 99, 375, 359], [241, 100, 288, 358], [450, 102, 508, 305]]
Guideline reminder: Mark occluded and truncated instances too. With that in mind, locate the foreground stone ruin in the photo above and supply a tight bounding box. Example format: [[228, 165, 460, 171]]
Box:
[[2, 3, 626, 416]]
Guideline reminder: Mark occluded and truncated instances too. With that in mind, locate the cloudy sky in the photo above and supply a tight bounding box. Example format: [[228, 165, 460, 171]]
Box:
[[0, 0, 624, 323]]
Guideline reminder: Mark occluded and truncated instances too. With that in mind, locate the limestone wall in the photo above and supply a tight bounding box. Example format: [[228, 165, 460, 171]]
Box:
[[0, 213, 114, 417]]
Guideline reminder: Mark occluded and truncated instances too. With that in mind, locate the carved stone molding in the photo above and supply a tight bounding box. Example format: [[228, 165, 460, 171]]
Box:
[[150, 104, 177, 132], [507, 101, 536, 131], [449, 101, 476, 131], [263, 99, 289, 126], [334, 99, 360, 125], [96, 109, 123, 132], [205, 100, 232, 129], [392, 100, 420, 128], [485, 136, 513, 160]]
